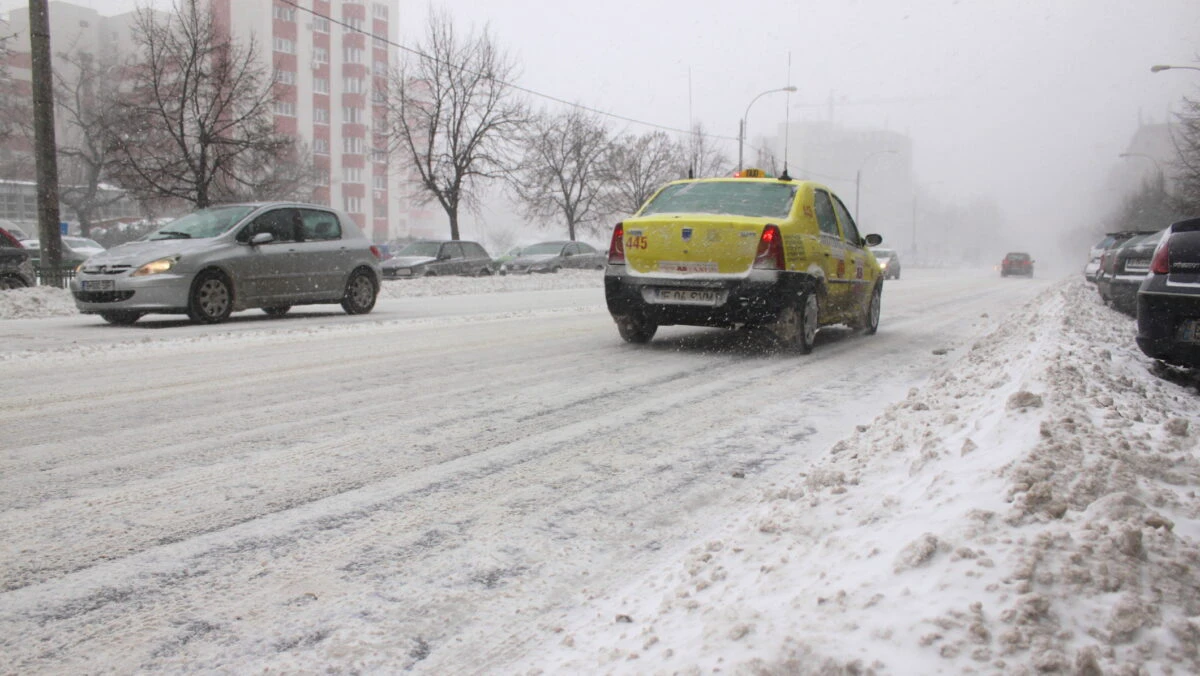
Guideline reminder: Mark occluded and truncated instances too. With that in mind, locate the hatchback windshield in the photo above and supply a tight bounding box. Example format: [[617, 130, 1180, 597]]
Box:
[[396, 241, 442, 257], [145, 206, 256, 240], [640, 181, 798, 219]]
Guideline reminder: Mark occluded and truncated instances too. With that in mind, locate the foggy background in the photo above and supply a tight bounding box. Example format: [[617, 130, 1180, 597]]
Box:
[[5, 0, 1198, 271]]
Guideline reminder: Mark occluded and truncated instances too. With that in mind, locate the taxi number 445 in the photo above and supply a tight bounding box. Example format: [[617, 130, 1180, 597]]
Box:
[[625, 235, 648, 250]]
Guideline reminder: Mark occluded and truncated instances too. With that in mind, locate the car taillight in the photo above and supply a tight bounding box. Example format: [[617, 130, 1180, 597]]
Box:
[[369, 245, 382, 260], [608, 223, 625, 264], [753, 224, 785, 270], [1150, 235, 1170, 275]]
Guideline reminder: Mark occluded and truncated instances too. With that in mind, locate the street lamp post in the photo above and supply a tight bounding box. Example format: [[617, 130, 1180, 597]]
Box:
[[855, 149, 897, 221], [738, 86, 797, 172], [1119, 152, 1166, 188], [1151, 64, 1200, 74]]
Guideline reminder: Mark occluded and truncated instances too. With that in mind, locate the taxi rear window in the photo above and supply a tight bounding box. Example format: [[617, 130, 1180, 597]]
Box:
[[640, 182, 797, 219]]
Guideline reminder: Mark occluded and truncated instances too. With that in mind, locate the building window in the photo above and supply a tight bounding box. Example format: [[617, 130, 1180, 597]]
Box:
[[273, 37, 295, 54], [315, 168, 329, 186], [313, 138, 329, 154], [344, 196, 362, 213], [343, 137, 364, 154], [372, 3, 389, 19], [313, 47, 328, 63], [274, 69, 296, 85], [371, 89, 387, 104], [344, 47, 364, 63], [374, 202, 387, 217], [274, 101, 296, 116], [313, 16, 330, 33], [344, 167, 363, 183], [372, 175, 386, 191], [313, 77, 329, 94], [373, 60, 388, 76], [273, 5, 295, 21], [372, 147, 387, 163], [343, 106, 363, 123], [342, 17, 364, 33], [343, 77, 364, 94], [372, 34, 388, 48], [314, 107, 329, 124]]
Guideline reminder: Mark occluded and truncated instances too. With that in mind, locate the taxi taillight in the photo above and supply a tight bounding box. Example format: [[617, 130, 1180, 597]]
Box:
[[1150, 235, 1170, 275], [753, 224, 785, 270], [608, 222, 625, 264]]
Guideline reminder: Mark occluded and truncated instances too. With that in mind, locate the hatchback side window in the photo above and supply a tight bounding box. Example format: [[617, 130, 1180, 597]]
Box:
[[813, 190, 839, 237], [564, 243, 579, 256], [299, 209, 342, 241], [831, 196, 862, 245], [462, 242, 485, 258], [440, 242, 464, 260], [239, 209, 298, 243]]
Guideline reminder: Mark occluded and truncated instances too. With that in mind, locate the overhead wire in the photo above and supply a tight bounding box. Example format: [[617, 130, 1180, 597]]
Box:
[[277, 0, 851, 182]]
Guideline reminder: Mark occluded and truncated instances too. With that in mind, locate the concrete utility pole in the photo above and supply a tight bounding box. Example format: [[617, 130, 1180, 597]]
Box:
[[29, 0, 64, 286]]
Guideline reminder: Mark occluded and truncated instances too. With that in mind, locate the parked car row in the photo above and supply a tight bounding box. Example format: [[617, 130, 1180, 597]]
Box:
[[1084, 219, 1200, 370], [0, 224, 36, 289]]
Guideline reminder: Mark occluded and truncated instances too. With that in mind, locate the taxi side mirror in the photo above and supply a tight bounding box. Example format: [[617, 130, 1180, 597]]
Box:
[[864, 233, 883, 247]]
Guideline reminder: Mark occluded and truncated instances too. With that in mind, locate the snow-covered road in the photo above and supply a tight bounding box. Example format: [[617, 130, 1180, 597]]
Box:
[[4, 268, 1195, 674]]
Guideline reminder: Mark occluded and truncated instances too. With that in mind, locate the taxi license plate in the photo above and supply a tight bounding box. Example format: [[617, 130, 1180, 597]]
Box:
[[81, 280, 115, 291], [1180, 320, 1200, 343], [649, 288, 726, 306]]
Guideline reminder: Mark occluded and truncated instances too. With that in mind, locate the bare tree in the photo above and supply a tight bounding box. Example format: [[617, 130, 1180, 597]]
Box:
[[599, 130, 683, 216], [681, 121, 729, 179], [52, 48, 129, 236], [509, 108, 610, 240], [1172, 93, 1200, 214], [385, 9, 526, 240], [110, 0, 305, 209]]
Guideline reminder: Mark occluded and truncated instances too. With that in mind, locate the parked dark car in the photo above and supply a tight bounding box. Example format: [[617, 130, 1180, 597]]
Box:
[[1, 225, 36, 289], [20, 235, 106, 270], [1085, 231, 1143, 282], [1096, 229, 1165, 315], [501, 240, 605, 274], [1095, 230, 1159, 305], [1136, 217, 1200, 369], [381, 240, 494, 279], [1000, 252, 1034, 277]]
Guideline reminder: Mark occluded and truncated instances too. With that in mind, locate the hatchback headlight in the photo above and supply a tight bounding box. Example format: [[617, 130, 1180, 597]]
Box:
[[132, 256, 179, 277]]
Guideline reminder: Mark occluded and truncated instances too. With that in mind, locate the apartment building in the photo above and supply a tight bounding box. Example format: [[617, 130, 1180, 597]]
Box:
[[215, 0, 406, 242], [2, 0, 411, 243]]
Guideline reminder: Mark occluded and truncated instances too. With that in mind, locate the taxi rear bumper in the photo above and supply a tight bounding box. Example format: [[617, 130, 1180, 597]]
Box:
[[604, 266, 813, 328]]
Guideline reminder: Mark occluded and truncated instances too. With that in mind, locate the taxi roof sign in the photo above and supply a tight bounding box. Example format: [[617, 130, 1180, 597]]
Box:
[[735, 168, 767, 178]]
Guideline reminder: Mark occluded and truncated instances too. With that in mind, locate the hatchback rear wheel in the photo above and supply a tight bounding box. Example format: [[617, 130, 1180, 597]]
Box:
[[341, 268, 377, 315]]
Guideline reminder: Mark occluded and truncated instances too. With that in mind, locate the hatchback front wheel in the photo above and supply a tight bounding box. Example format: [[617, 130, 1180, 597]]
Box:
[[187, 271, 233, 324]]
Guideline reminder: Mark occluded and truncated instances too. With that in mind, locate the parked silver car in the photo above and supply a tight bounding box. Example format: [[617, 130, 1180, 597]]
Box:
[[502, 240, 605, 274], [381, 239, 494, 278], [1, 225, 35, 289], [70, 203, 382, 325]]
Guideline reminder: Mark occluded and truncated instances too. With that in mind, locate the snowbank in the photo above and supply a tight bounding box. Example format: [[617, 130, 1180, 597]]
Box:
[[0, 270, 603, 320], [521, 279, 1200, 675]]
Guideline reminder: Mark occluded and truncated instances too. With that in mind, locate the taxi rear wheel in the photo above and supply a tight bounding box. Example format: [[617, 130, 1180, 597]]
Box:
[[770, 293, 818, 354], [615, 314, 657, 344]]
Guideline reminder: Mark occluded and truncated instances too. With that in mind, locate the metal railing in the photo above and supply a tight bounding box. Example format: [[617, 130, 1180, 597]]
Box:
[[35, 267, 76, 288]]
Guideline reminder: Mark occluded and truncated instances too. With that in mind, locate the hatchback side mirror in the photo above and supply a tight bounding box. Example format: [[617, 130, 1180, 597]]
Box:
[[250, 232, 275, 246]]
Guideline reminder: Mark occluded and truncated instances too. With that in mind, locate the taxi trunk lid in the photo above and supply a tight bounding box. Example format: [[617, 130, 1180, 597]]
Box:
[[623, 216, 765, 276]]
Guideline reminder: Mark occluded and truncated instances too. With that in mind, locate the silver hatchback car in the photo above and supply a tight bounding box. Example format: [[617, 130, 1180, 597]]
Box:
[[71, 203, 383, 325]]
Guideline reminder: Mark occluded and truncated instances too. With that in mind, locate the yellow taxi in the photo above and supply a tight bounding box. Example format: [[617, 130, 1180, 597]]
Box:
[[604, 170, 884, 352]]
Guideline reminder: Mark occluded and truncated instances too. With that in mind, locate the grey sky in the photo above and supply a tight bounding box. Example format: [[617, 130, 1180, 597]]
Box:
[[6, 0, 1199, 248]]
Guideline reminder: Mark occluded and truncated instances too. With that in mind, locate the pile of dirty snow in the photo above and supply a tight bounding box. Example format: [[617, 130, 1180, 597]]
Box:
[[519, 279, 1200, 675], [0, 287, 76, 320]]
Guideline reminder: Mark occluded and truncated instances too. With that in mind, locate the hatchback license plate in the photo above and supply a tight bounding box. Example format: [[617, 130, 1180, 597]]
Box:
[[81, 280, 115, 291], [649, 288, 726, 306]]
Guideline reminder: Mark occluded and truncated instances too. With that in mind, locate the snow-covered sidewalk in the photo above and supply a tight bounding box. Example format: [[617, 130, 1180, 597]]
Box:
[[517, 279, 1200, 674]]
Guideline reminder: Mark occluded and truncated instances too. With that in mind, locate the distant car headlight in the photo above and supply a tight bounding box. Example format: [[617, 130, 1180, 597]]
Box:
[[132, 256, 179, 277]]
